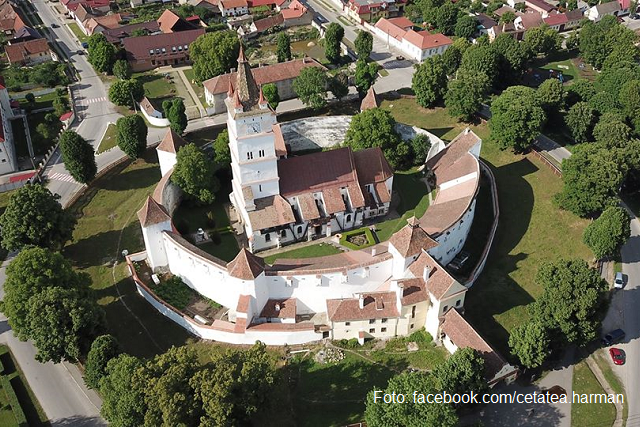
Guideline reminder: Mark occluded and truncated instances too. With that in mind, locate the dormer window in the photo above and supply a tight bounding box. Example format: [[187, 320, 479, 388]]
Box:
[[161, 47, 166, 53], [149, 49, 154, 55]]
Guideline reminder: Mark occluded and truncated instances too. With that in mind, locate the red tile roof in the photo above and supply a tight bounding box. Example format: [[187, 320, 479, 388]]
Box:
[[389, 217, 438, 257], [375, 17, 407, 41], [5, 39, 50, 64], [253, 12, 284, 32], [282, 0, 307, 19], [122, 29, 205, 61], [157, 9, 181, 33], [399, 278, 428, 305], [157, 128, 187, 153], [360, 86, 378, 111], [404, 30, 453, 50], [227, 248, 265, 280], [272, 123, 287, 157], [260, 298, 296, 318], [220, 0, 248, 8], [387, 16, 414, 29], [327, 291, 399, 322], [137, 196, 171, 227], [525, 0, 555, 12], [353, 147, 393, 184], [543, 12, 568, 25], [408, 251, 457, 300], [247, 195, 296, 229]]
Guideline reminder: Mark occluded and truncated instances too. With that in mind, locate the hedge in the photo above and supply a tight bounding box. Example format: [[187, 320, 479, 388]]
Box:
[[1, 375, 27, 426], [339, 227, 376, 250]]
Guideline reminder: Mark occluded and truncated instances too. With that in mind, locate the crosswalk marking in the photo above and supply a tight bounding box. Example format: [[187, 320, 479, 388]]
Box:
[[48, 172, 79, 184], [81, 96, 107, 105]]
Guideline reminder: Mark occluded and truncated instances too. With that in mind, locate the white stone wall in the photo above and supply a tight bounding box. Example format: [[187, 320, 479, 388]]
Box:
[[428, 199, 476, 266], [143, 220, 172, 269], [331, 317, 399, 340], [158, 150, 177, 177]]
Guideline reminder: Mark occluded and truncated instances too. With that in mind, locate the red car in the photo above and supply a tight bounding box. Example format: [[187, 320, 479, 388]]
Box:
[[609, 348, 625, 365]]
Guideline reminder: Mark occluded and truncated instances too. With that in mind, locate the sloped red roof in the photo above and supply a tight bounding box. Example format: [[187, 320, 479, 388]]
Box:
[[227, 248, 265, 280], [5, 38, 50, 64], [327, 291, 399, 322]]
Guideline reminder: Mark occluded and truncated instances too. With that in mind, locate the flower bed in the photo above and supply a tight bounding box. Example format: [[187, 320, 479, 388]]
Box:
[[339, 228, 375, 250]]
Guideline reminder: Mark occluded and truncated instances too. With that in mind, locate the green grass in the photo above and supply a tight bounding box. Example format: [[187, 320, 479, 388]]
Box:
[[198, 230, 240, 262], [572, 361, 616, 427], [64, 150, 192, 358], [593, 350, 628, 424], [67, 22, 88, 42], [339, 228, 375, 250], [17, 91, 65, 111], [264, 242, 343, 264], [97, 123, 117, 153], [153, 276, 197, 311], [134, 72, 178, 100], [183, 68, 205, 104]]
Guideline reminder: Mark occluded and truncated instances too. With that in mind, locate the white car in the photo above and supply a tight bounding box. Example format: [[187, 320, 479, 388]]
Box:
[[614, 272, 624, 289]]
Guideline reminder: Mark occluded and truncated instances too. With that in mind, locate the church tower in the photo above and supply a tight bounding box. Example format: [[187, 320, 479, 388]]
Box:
[[226, 46, 280, 225]]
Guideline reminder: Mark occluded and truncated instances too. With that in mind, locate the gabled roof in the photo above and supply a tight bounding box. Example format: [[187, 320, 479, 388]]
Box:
[[476, 13, 497, 28], [525, 0, 556, 12], [102, 20, 160, 43], [260, 298, 296, 318], [389, 217, 438, 257], [220, 0, 248, 8], [122, 29, 205, 60], [408, 251, 458, 300], [157, 128, 187, 153], [543, 12, 568, 25], [403, 30, 453, 50], [282, 0, 307, 19], [247, 195, 296, 229], [360, 86, 378, 111], [253, 12, 284, 32], [157, 9, 197, 33], [227, 248, 265, 280], [387, 16, 414, 29], [272, 123, 287, 157], [327, 291, 399, 322], [137, 196, 171, 226], [5, 38, 50, 64], [353, 147, 393, 184], [595, 0, 620, 13]]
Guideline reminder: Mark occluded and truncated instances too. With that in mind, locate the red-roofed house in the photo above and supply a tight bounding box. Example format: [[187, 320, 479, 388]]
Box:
[[82, 13, 123, 36], [218, 0, 249, 16], [5, 39, 55, 65], [346, 0, 406, 23], [62, 0, 111, 17], [524, 0, 556, 16], [281, 0, 312, 25], [543, 11, 568, 30], [122, 28, 205, 71], [373, 18, 452, 61]]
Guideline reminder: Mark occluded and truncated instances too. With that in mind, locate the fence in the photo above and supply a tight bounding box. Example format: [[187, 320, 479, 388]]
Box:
[[529, 147, 563, 177]]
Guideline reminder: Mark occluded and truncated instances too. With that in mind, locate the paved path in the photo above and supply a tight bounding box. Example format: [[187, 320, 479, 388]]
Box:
[[175, 68, 207, 118]]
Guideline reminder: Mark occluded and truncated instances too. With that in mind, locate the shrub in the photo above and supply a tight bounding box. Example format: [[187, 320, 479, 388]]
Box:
[[405, 328, 432, 344], [2, 376, 27, 426], [152, 276, 197, 311]]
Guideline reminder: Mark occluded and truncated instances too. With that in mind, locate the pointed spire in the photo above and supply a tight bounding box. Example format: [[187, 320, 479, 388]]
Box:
[[258, 85, 268, 109], [137, 196, 171, 227], [235, 44, 260, 110], [227, 78, 234, 98], [360, 86, 379, 112], [238, 44, 248, 63]]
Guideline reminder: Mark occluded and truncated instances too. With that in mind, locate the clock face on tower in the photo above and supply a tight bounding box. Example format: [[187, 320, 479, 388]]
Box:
[[247, 122, 261, 134]]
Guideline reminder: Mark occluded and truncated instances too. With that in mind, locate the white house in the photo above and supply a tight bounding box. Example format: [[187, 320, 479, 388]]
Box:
[[218, 0, 249, 16], [587, 0, 621, 21], [373, 17, 452, 62]]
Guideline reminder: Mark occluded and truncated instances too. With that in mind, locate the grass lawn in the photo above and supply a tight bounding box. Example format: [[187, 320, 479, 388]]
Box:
[[67, 22, 88, 43], [97, 123, 118, 153], [381, 98, 592, 356], [134, 72, 177, 100], [264, 242, 343, 264], [182, 68, 205, 105], [17, 91, 66, 111], [0, 345, 48, 426], [64, 150, 192, 358], [593, 350, 628, 422], [572, 361, 616, 427]]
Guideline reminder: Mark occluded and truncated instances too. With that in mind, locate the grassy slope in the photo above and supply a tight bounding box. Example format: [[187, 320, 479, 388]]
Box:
[[97, 123, 117, 154], [572, 361, 616, 427]]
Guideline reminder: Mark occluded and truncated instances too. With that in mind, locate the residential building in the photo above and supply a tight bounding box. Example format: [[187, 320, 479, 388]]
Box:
[[184, 0, 222, 13], [476, 13, 497, 35], [122, 28, 205, 71], [157, 9, 198, 33], [203, 57, 324, 113], [373, 17, 452, 62], [82, 13, 122, 35], [129, 0, 170, 8], [5, 39, 55, 65], [62, 0, 111, 18], [565, 9, 584, 28], [587, 0, 621, 20], [0, 79, 17, 175], [0, 0, 27, 38], [281, 0, 312, 26], [524, 0, 556, 17], [10, 26, 41, 44], [543, 11, 568, 30], [345, 0, 406, 23], [245, 13, 284, 37], [219, 0, 249, 16], [102, 20, 160, 44]]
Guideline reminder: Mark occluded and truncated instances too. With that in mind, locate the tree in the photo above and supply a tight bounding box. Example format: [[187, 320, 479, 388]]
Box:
[[441, 44, 462, 75], [583, 206, 631, 259], [1, 247, 87, 341], [108, 79, 144, 109], [262, 83, 280, 109], [0, 185, 75, 251], [172, 143, 220, 204], [531, 259, 608, 345], [410, 134, 432, 165], [112, 59, 132, 80], [329, 72, 349, 101], [354, 59, 379, 95], [59, 130, 97, 184], [588, 91, 622, 115], [365, 372, 458, 427], [432, 348, 487, 406], [190, 31, 240, 82], [579, 18, 638, 69], [445, 70, 489, 121], [565, 102, 596, 143], [24, 92, 35, 110], [116, 114, 148, 159], [556, 144, 627, 217], [489, 86, 545, 152], [508, 321, 551, 368], [412, 56, 447, 108], [162, 98, 188, 135], [344, 108, 405, 168], [53, 95, 70, 116], [536, 78, 564, 113], [293, 67, 328, 109], [596, 61, 640, 97], [35, 113, 60, 142], [566, 80, 597, 106], [26, 286, 105, 363], [87, 33, 117, 74], [492, 34, 531, 86], [355, 30, 373, 59], [524, 24, 561, 57], [100, 354, 147, 427], [619, 79, 640, 117], [459, 44, 499, 87], [276, 32, 292, 63], [325, 23, 344, 64], [454, 15, 477, 39], [213, 129, 231, 167], [499, 11, 516, 25], [435, 2, 459, 35], [593, 115, 631, 148], [84, 335, 121, 389], [470, 0, 484, 12]]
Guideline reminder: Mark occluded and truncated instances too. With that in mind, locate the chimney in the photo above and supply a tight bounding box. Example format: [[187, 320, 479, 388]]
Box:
[[371, 247, 377, 256], [359, 294, 364, 309], [275, 303, 281, 312], [423, 266, 430, 282]]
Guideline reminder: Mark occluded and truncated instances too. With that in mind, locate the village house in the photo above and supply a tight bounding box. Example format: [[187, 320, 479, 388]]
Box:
[[524, 0, 556, 17], [373, 17, 452, 62], [203, 57, 324, 113], [219, 0, 249, 16], [82, 13, 122, 36], [475, 13, 497, 35], [62, 0, 111, 19], [157, 9, 199, 33], [129, 0, 170, 8], [5, 38, 55, 66], [122, 28, 205, 71], [0, 78, 17, 175], [345, 0, 406, 23], [587, 0, 623, 20], [102, 20, 160, 44]]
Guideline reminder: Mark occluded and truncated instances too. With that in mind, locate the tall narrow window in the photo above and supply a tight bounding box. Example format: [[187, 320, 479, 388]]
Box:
[[246, 152, 253, 160], [259, 149, 265, 157]]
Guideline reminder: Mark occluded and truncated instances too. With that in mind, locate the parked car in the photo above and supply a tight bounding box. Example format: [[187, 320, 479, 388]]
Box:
[[51, 23, 59, 28], [614, 272, 624, 289], [396, 55, 405, 61], [609, 348, 625, 365], [602, 329, 626, 346], [77, 50, 84, 55], [81, 42, 89, 49]]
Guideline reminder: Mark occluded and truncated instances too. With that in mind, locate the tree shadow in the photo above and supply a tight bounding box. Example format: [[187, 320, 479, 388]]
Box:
[[64, 228, 125, 269], [94, 166, 161, 191], [50, 415, 106, 426], [427, 127, 455, 139]]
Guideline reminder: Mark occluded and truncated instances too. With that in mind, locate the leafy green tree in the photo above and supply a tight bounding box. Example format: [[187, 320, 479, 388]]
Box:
[[432, 347, 488, 406], [87, 33, 117, 74], [419, 0, 445, 23], [454, 15, 477, 39], [536, 78, 564, 113], [459, 44, 499, 87], [112, 60, 132, 80], [108, 79, 144, 109], [276, 32, 292, 62], [470, 0, 484, 12], [441, 44, 463, 75], [556, 144, 627, 217], [116, 114, 147, 159], [24, 92, 35, 110], [26, 286, 105, 363], [0, 185, 75, 251], [499, 11, 516, 25], [162, 98, 188, 135], [588, 91, 622, 115], [593, 115, 631, 148], [619, 79, 640, 117], [508, 321, 551, 368], [489, 86, 545, 152], [596, 61, 640, 97], [262, 83, 280, 109], [565, 102, 595, 143], [435, 2, 459, 35], [329, 72, 349, 101], [566, 80, 597, 106], [355, 30, 373, 59], [355, 59, 379, 95], [365, 372, 458, 427], [492, 33, 531, 86], [190, 31, 240, 82], [1, 247, 87, 340], [412, 56, 447, 108], [213, 129, 231, 166], [344, 108, 405, 168], [410, 134, 431, 165], [53, 95, 70, 116], [35, 113, 61, 142], [531, 259, 608, 345], [583, 206, 631, 259], [524, 24, 561, 57], [59, 130, 97, 184], [172, 143, 220, 204], [325, 23, 344, 64], [445, 69, 489, 121], [84, 335, 121, 389], [100, 354, 147, 427], [566, 29, 579, 51], [579, 17, 638, 69], [293, 67, 328, 109]]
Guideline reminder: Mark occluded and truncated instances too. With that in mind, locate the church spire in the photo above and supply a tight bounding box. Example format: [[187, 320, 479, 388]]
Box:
[[235, 44, 260, 110]]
